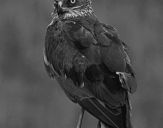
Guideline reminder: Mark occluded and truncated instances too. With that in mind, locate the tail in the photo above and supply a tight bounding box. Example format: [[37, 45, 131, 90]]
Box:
[[79, 95, 133, 128], [101, 104, 133, 128]]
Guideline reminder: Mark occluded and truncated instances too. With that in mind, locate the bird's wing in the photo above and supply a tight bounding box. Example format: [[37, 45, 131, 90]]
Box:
[[93, 23, 137, 93], [67, 21, 137, 93], [62, 21, 136, 127], [67, 22, 136, 128], [79, 97, 125, 128], [44, 21, 135, 128], [44, 22, 61, 78]]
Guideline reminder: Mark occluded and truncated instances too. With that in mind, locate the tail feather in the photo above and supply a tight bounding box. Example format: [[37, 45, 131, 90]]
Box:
[[79, 96, 132, 128], [102, 105, 132, 128]]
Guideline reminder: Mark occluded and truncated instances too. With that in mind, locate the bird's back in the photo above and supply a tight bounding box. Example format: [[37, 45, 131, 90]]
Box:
[[44, 18, 135, 128]]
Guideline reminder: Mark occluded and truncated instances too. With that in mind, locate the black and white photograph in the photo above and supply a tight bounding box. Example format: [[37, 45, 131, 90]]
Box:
[[0, 0, 162, 128]]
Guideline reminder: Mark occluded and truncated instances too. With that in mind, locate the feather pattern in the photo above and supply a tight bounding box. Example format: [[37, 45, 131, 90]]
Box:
[[44, 1, 137, 128]]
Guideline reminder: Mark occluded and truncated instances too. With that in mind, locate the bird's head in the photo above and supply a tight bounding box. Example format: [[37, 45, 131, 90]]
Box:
[[53, 0, 94, 20]]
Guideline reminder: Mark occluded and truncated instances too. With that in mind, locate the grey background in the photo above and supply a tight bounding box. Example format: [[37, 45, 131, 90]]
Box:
[[0, 0, 163, 128]]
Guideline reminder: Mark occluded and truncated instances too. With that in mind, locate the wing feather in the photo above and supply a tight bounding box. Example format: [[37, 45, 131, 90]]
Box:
[[44, 20, 136, 128], [97, 23, 137, 93]]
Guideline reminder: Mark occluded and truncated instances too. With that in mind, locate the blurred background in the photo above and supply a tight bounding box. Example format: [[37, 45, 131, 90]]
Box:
[[0, 0, 163, 128]]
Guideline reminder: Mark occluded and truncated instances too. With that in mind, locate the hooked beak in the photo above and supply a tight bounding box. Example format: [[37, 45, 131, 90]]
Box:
[[54, 1, 68, 16]]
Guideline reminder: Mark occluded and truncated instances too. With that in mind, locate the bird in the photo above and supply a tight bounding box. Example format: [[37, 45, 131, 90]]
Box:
[[44, 0, 137, 128]]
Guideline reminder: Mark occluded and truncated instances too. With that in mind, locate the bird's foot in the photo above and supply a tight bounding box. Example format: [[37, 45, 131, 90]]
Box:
[[97, 121, 107, 128], [76, 108, 85, 128], [97, 121, 101, 128]]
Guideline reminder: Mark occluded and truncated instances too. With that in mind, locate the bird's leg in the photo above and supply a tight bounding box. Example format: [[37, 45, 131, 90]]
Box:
[[97, 122, 107, 128], [101, 123, 106, 128], [76, 108, 85, 128], [78, 72, 85, 88], [97, 121, 101, 128]]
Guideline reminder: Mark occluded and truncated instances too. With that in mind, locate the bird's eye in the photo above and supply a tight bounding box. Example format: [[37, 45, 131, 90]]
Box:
[[70, 0, 76, 4]]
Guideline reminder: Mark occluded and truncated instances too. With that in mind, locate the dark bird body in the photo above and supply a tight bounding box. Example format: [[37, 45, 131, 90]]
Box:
[[44, 0, 137, 128]]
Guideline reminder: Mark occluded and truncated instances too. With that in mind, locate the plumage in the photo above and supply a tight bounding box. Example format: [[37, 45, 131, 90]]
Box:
[[44, 0, 137, 128]]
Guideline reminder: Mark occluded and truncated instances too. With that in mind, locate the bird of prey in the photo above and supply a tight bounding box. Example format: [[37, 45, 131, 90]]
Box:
[[44, 0, 137, 128]]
